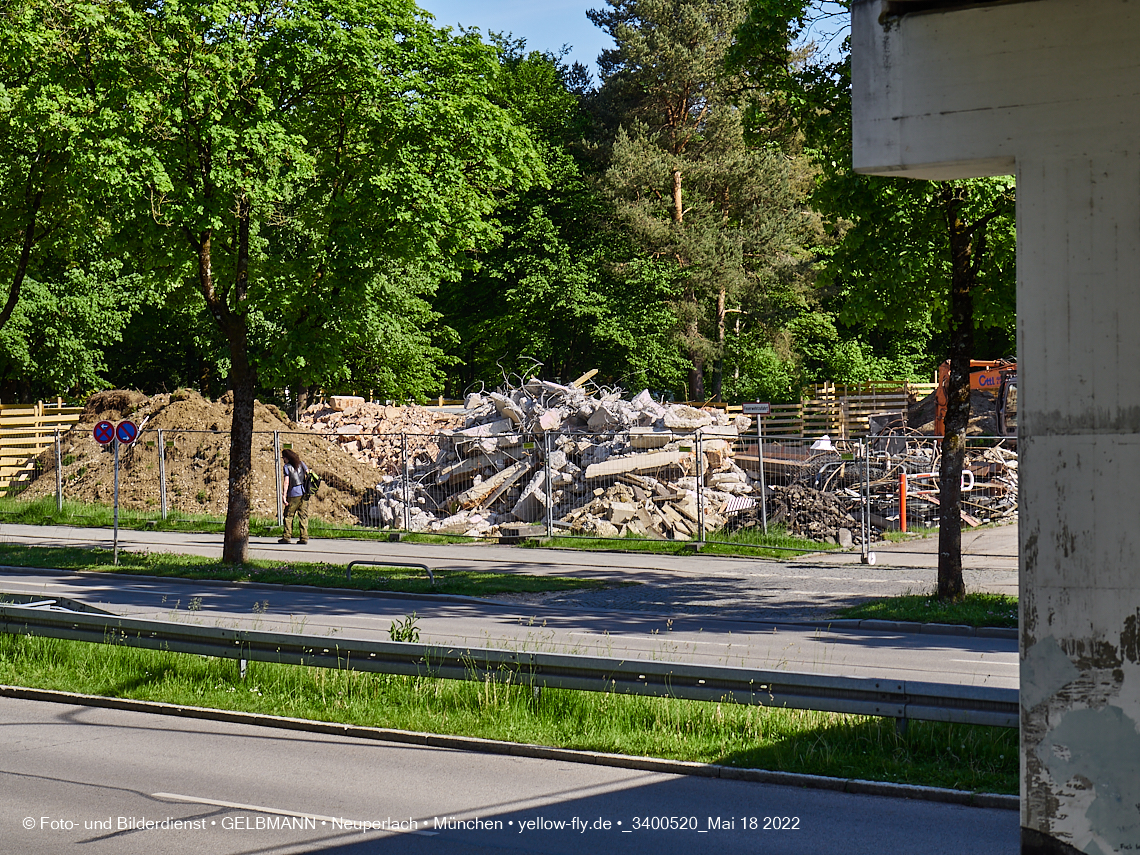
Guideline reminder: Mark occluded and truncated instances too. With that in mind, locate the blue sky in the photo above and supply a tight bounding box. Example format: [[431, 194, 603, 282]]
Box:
[[415, 1, 614, 80]]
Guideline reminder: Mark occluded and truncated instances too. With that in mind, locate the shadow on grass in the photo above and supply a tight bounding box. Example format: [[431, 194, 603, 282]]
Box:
[[713, 713, 1017, 794]]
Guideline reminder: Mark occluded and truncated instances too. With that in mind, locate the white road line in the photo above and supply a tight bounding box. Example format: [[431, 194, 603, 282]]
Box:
[[151, 792, 437, 836], [949, 659, 1018, 667]]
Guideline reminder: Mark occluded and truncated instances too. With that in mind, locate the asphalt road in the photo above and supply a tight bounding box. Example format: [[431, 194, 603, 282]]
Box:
[[0, 522, 1019, 620], [0, 564, 1017, 687], [0, 697, 1019, 855]]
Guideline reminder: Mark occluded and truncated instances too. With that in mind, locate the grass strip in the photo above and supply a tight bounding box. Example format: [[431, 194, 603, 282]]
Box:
[[832, 592, 1018, 628], [0, 632, 1017, 794], [0, 496, 833, 558], [526, 528, 834, 560], [0, 544, 614, 599]]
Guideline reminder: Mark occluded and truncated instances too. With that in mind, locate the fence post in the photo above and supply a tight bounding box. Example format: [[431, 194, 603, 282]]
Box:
[[696, 429, 705, 543], [401, 433, 410, 532], [543, 432, 553, 539], [861, 438, 873, 564], [158, 429, 168, 520], [899, 470, 908, 533], [757, 414, 768, 535], [273, 432, 282, 527], [54, 428, 62, 512]]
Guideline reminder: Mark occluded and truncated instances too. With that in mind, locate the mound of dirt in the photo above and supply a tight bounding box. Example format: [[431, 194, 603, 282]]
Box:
[[25, 390, 388, 524], [80, 389, 149, 423]]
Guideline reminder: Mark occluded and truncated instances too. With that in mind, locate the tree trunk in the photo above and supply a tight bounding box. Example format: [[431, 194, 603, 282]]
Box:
[[712, 288, 726, 401], [688, 351, 705, 401], [223, 334, 256, 564], [0, 186, 44, 332], [294, 384, 310, 421], [937, 184, 975, 602], [192, 197, 257, 565]]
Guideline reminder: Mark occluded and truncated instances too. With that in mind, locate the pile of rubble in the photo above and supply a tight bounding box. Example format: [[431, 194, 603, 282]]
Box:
[[867, 434, 1019, 528], [727, 483, 866, 547], [303, 379, 760, 541], [299, 398, 465, 474]]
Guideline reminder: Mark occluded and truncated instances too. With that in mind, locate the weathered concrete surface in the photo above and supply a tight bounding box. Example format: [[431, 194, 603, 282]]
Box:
[[853, 2, 1140, 852]]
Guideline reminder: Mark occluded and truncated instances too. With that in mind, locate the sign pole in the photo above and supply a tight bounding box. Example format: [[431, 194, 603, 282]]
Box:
[[113, 435, 120, 566]]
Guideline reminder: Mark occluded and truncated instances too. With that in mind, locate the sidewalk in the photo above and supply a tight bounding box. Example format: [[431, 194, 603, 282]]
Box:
[[806, 523, 1018, 571]]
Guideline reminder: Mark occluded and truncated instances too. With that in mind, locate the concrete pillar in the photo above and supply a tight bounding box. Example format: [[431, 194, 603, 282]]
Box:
[[852, 2, 1140, 852]]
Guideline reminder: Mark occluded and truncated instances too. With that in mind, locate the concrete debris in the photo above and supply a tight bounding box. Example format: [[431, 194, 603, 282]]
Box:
[[301, 380, 761, 540], [301, 382, 1016, 547]]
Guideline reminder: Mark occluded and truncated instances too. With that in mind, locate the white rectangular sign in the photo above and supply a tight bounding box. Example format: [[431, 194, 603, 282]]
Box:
[[742, 402, 771, 415]]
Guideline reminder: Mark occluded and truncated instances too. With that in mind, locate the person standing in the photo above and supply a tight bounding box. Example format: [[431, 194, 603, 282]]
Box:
[[280, 448, 309, 544]]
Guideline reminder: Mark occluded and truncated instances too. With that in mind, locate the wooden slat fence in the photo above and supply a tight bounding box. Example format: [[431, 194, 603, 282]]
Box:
[[0, 400, 83, 493], [725, 381, 938, 438]]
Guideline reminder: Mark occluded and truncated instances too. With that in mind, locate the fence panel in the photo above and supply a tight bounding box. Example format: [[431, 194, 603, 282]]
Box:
[[708, 435, 869, 551], [553, 430, 706, 542], [0, 400, 83, 495], [0, 410, 1019, 561], [863, 435, 1019, 536]]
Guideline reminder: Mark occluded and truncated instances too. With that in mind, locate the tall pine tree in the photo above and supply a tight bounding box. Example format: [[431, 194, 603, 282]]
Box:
[[590, 0, 808, 400]]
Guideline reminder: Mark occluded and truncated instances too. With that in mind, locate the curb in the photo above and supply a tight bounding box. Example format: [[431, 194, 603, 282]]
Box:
[[808, 618, 1017, 640], [0, 685, 1018, 812]]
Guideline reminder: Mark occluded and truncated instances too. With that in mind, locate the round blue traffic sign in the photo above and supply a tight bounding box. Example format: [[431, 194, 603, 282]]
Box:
[[115, 420, 138, 445], [93, 420, 115, 445]]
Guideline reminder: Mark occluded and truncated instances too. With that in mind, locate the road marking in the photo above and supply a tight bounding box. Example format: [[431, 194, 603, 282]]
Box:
[[151, 793, 436, 836], [949, 659, 1018, 667]]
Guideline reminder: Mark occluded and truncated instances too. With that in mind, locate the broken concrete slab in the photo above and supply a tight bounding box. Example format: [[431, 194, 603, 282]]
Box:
[[630, 428, 674, 449], [329, 395, 365, 411], [452, 457, 532, 510], [511, 470, 549, 522], [584, 450, 685, 480]]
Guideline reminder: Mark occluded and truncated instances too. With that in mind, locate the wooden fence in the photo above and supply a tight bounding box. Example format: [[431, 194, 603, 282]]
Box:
[[0, 400, 84, 493], [725, 381, 938, 438]]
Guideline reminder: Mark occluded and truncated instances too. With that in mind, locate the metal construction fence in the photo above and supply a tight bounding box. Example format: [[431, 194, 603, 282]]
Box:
[[6, 424, 1017, 554]]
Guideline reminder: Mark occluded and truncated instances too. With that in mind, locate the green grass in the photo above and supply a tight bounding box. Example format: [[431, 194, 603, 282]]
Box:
[[882, 526, 939, 543], [530, 526, 835, 559], [833, 592, 1018, 628], [0, 632, 1017, 794], [0, 543, 614, 599], [0, 496, 841, 558]]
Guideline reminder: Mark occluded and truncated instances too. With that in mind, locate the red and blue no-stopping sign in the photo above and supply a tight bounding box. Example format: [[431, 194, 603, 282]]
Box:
[[115, 420, 139, 445], [93, 420, 115, 445]]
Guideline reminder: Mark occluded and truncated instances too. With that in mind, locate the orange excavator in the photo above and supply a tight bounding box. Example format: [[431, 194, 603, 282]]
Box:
[[934, 358, 1017, 438]]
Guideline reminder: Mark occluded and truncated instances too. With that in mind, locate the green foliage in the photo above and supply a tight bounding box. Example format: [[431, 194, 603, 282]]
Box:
[[0, 257, 143, 398], [388, 613, 422, 644], [834, 592, 1018, 629], [592, 0, 814, 399], [0, 0, 161, 401], [436, 40, 685, 393]]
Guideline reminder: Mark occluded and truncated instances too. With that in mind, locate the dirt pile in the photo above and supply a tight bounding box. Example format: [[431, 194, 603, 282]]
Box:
[[24, 390, 387, 523]]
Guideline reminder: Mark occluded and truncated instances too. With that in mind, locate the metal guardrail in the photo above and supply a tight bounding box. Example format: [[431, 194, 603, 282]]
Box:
[[345, 560, 433, 585], [0, 604, 1018, 728]]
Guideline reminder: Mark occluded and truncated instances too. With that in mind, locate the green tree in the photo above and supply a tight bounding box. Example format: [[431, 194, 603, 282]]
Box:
[[733, 1, 1017, 599], [435, 40, 687, 394], [590, 0, 810, 401], [0, 0, 151, 400], [115, 0, 543, 562]]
